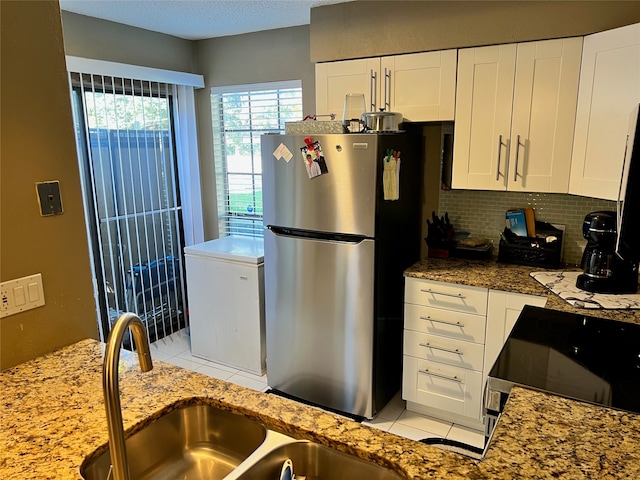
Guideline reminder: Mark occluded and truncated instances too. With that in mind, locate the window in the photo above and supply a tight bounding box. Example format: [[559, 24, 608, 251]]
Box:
[[211, 81, 303, 238]]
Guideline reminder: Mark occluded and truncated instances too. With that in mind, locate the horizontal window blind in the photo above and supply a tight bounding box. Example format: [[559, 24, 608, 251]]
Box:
[[211, 81, 302, 238]]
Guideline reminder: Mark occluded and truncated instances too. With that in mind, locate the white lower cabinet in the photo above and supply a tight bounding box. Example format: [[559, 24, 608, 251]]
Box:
[[403, 356, 483, 419], [483, 290, 547, 381], [403, 278, 488, 429], [403, 277, 547, 429]]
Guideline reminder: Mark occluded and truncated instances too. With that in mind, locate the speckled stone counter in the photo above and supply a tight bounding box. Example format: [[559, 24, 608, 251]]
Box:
[[2, 339, 640, 479], [405, 257, 640, 325]]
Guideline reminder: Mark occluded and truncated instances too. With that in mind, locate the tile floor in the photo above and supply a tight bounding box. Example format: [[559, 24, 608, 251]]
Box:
[[150, 329, 485, 450]]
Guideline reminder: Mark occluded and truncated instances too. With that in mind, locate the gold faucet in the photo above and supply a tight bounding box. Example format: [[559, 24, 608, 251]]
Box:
[[103, 313, 153, 480]]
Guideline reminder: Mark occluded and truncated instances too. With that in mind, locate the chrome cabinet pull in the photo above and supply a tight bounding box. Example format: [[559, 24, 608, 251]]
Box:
[[384, 68, 391, 110], [370, 69, 377, 111], [419, 369, 462, 383], [420, 288, 466, 299], [513, 134, 521, 181], [419, 342, 464, 356], [419, 315, 465, 328], [496, 135, 507, 181]]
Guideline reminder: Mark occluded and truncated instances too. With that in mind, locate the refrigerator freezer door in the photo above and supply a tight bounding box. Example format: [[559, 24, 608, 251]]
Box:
[[262, 134, 379, 237], [264, 228, 376, 417]]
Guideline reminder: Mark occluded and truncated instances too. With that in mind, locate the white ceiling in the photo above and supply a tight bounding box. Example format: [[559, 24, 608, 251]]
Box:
[[59, 0, 354, 40]]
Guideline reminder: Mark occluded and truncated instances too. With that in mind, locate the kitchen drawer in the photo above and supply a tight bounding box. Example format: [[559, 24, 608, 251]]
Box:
[[404, 330, 484, 371], [405, 278, 488, 315], [402, 356, 483, 420], [404, 303, 486, 343]]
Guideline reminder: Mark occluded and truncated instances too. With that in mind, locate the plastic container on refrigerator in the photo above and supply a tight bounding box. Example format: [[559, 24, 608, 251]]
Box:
[[184, 236, 265, 375]]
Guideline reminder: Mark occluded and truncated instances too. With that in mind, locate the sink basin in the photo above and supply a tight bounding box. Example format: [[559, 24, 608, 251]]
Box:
[[80, 404, 267, 480], [234, 441, 405, 480]]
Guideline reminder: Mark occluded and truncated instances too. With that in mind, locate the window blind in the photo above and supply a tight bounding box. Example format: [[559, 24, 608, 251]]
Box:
[[211, 81, 302, 238]]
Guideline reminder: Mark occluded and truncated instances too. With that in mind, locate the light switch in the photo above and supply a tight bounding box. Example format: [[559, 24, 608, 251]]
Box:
[[28, 282, 40, 302], [13, 286, 26, 306], [0, 273, 45, 318]]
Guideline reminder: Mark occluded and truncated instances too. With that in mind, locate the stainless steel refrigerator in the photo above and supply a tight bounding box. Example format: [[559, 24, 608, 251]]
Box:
[[261, 133, 423, 419]]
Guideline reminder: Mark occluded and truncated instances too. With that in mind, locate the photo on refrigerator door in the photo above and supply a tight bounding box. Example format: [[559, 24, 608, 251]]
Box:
[[301, 141, 328, 178]]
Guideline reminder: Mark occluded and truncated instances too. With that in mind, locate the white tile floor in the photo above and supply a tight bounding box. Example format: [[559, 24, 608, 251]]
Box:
[[150, 329, 485, 450]]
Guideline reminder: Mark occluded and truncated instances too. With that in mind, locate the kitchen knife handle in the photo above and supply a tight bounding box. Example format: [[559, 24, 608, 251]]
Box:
[[496, 135, 505, 181], [419, 342, 464, 356], [513, 134, 521, 182], [419, 369, 462, 383], [419, 316, 465, 328], [420, 288, 466, 300], [370, 69, 377, 111]]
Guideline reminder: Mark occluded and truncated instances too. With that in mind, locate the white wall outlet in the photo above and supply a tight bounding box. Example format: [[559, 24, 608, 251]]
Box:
[[0, 273, 45, 318]]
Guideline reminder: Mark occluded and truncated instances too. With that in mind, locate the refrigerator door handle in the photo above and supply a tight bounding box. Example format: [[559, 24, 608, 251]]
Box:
[[268, 226, 369, 244]]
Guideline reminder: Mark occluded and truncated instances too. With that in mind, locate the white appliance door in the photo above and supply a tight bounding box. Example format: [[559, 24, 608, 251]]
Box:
[[264, 228, 376, 417]]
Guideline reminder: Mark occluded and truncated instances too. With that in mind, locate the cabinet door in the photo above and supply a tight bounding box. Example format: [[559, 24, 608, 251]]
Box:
[[381, 50, 457, 121], [484, 291, 547, 378], [452, 45, 517, 190], [509, 38, 583, 193], [403, 356, 483, 420], [315, 58, 381, 118], [569, 23, 640, 200], [187, 257, 264, 373]]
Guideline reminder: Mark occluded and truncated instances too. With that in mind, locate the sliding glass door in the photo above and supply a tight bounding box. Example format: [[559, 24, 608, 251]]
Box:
[[69, 73, 187, 345]]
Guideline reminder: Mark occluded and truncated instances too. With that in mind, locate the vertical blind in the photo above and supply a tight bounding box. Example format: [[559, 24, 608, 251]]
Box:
[[69, 72, 187, 343], [211, 81, 303, 238]]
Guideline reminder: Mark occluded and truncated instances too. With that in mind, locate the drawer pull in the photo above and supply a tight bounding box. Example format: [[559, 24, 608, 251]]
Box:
[[419, 316, 465, 328], [419, 342, 463, 356], [418, 369, 462, 383], [420, 288, 466, 300]]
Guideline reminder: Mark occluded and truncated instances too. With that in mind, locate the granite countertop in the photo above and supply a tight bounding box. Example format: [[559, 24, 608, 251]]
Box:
[[404, 257, 640, 325], [2, 338, 640, 479]]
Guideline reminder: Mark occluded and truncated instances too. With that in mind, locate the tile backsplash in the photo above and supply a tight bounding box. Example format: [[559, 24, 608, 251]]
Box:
[[438, 190, 616, 266]]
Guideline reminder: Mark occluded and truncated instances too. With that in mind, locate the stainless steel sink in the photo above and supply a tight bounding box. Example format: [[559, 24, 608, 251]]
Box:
[[233, 441, 405, 480], [80, 404, 267, 480]]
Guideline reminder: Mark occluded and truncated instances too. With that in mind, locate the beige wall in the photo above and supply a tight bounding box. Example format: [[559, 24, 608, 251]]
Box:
[[311, 1, 640, 62], [61, 11, 197, 73], [1, 1, 98, 370], [194, 26, 315, 239]]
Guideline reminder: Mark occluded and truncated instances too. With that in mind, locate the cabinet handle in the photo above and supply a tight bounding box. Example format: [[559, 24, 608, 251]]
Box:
[[513, 134, 521, 181], [419, 342, 464, 356], [420, 288, 466, 299], [419, 369, 462, 383], [496, 135, 506, 181], [384, 68, 391, 110], [419, 316, 465, 328], [370, 69, 377, 111]]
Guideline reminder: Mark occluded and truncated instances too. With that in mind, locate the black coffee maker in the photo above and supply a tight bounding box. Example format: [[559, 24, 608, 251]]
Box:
[[576, 211, 638, 294]]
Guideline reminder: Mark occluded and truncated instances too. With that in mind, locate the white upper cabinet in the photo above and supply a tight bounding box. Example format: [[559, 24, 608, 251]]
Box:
[[452, 38, 583, 192], [315, 50, 457, 122], [569, 23, 640, 201], [453, 44, 517, 190], [380, 51, 457, 121], [315, 58, 381, 120]]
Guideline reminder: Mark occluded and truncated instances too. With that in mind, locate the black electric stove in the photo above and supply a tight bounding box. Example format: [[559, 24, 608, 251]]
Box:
[[485, 305, 640, 442]]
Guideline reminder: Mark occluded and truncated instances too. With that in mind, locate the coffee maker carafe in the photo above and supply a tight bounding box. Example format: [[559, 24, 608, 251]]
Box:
[[576, 211, 638, 294]]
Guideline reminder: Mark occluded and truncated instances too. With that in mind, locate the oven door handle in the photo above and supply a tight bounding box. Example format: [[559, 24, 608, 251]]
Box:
[[419, 315, 465, 328], [418, 369, 462, 383], [419, 342, 464, 356]]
